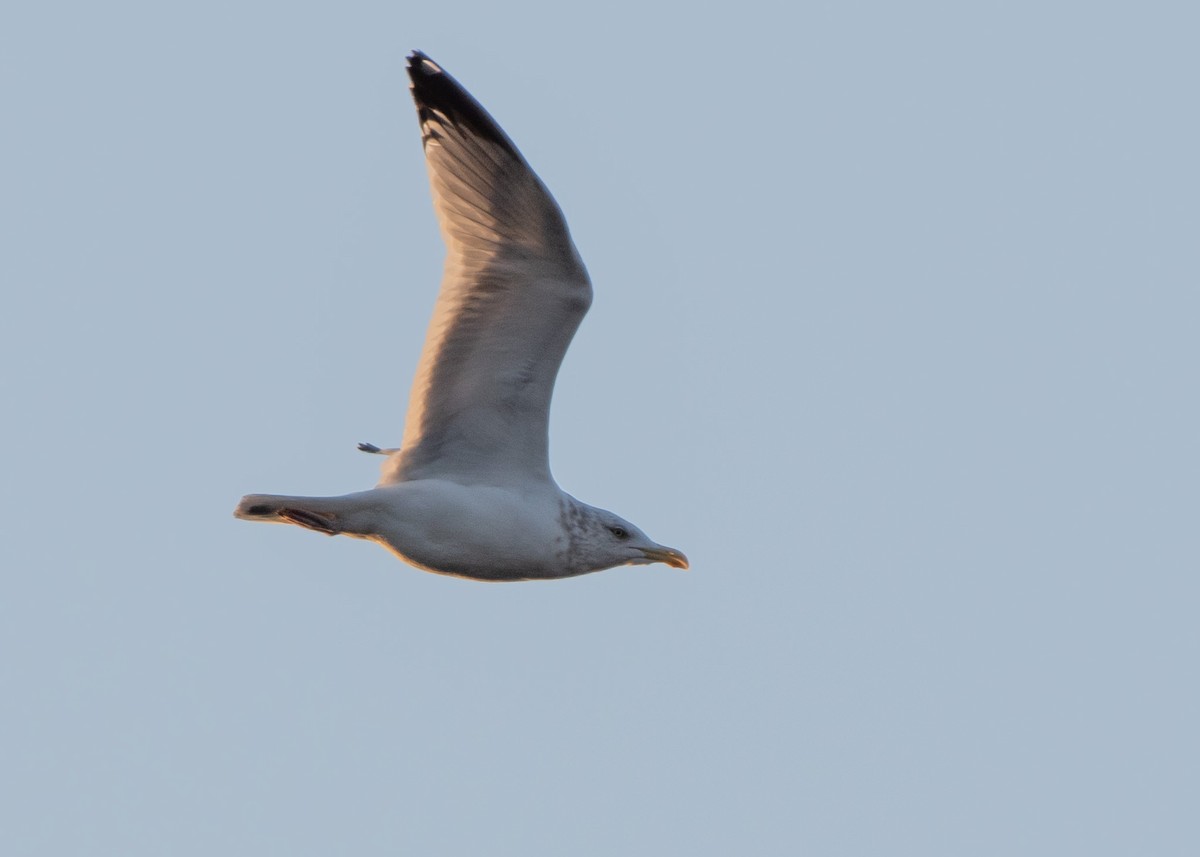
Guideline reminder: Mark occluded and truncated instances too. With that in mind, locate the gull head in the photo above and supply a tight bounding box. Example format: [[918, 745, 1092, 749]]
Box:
[[566, 502, 689, 574]]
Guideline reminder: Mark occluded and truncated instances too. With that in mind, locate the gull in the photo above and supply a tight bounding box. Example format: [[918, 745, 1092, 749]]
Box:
[[234, 51, 687, 581]]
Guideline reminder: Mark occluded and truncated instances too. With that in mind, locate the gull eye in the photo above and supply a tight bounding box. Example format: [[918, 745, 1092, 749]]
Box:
[[608, 526, 629, 540]]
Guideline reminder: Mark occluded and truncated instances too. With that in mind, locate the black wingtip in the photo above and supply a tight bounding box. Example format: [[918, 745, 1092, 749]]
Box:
[[407, 50, 436, 74], [404, 50, 520, 157]]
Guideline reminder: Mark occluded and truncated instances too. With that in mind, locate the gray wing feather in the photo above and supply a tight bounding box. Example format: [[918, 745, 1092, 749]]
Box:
[[381, 53, 592, 486]]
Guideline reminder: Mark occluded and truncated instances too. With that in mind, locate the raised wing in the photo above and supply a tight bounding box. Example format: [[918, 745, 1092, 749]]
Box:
[[380, 52, 592, 486]]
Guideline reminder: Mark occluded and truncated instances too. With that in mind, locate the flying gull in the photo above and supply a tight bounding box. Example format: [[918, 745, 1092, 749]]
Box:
[[234, 51, 687, 581]]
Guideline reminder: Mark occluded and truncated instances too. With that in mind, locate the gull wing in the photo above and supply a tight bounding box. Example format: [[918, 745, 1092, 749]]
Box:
[[380, 52, 592, 486]]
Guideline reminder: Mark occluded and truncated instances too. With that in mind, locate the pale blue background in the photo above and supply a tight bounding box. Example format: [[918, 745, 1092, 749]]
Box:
[[3, 1, 1198, 854]]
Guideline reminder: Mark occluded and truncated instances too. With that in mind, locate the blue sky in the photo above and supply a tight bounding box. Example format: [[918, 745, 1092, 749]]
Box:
[[3, 1, 1198, 854]]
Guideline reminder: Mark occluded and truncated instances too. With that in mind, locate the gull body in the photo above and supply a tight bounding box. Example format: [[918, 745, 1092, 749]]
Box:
[[238, 481, 677, 582], [235, 52, 686, 581]]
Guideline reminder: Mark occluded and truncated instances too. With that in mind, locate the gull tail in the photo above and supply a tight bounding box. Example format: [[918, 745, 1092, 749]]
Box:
[[234, 493, 345, 536]]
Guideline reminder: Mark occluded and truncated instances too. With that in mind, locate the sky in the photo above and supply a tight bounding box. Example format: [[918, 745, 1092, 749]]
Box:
[[2, 1, 1198, 854]]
